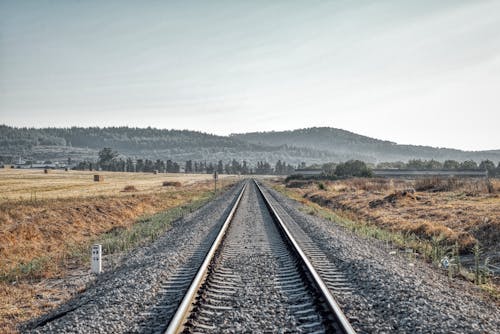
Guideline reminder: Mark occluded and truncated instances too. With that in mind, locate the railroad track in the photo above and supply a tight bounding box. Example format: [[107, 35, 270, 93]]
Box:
[[164, 180, 355, 333]]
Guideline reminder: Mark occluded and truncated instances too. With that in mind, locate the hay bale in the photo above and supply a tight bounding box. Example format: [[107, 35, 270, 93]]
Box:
[[94, 174, 104, 182]]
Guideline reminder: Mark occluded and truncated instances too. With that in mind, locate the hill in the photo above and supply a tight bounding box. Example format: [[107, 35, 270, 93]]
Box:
[[1, 125, 498, 165], [231, 127, 500, 163], [0, 125, 329, 165]]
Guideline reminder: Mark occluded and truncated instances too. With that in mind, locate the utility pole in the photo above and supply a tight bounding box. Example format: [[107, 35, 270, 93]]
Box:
[[214, 170, 218, 196]]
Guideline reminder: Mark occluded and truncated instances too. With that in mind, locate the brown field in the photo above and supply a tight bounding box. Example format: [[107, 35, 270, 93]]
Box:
[[278, 177, 500, 253], [0, 169, 232, 202], [0, 169, 237, 333]]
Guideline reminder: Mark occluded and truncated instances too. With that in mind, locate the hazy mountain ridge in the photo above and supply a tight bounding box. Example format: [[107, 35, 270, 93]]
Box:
[[0, 125, 331, 165], [1, 125, 498, 165], [231, 127, 500, 163]]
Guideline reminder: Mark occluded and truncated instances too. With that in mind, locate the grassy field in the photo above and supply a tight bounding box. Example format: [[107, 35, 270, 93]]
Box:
[[0, 169, 237, 333]]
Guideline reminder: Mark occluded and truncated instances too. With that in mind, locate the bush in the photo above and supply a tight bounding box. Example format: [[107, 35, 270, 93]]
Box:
[[335, 160, 372, 178]]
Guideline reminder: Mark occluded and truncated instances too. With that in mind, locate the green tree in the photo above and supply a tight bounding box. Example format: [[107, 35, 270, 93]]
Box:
[[185, 160, 193, 173], [322, 162, 337, 176], [479, 160, 495, 172], [335, 160, 372, 177], [136, 159, 144, 172], [98, 147, 118, 170], [217, 160, 224, 173], [425, 159, 443, 169], [460, 160, 478, 170], [376, 161, 406, 169], [407, 159, 426, 170], [443, 160, 460, 170]]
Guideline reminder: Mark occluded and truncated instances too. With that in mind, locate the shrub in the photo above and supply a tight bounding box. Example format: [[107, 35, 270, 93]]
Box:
[[335, 160, 372, 178]]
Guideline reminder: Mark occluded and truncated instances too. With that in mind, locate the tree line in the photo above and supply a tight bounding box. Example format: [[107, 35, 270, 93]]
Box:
[[375, 159, 500, 176], [74, 148, 297, 175], [301, 158, 500, 179]]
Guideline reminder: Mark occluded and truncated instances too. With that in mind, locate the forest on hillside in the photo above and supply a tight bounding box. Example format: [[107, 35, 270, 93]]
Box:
[[231, 127, 500, 163], [1, 125, 499, 165]]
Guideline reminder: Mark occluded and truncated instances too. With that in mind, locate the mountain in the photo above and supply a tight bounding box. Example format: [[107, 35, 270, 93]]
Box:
[[1, 125, 498, 165], [231, 127, 500, 163], [0, 125, 330, 165]]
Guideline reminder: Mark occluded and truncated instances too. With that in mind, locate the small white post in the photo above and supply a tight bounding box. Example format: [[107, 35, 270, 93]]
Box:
[[91, 244, 102, 274]]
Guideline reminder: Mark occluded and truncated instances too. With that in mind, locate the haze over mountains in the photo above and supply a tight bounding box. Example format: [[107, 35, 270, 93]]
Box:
[[231, 128, 500, 163], [1, 125, 498, 165]]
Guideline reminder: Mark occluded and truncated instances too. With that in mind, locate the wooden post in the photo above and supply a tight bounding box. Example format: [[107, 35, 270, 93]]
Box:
[[214, 171, 218, 195]]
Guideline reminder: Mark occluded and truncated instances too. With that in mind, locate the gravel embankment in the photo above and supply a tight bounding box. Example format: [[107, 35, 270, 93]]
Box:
[[263, 183, 500, 334], [25, 182, 244, 333]]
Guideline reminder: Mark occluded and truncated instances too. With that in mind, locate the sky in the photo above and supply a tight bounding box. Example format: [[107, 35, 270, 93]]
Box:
[[1, 0, 499, 151]]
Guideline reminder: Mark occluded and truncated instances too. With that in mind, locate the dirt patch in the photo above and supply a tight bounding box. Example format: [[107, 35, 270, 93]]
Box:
[[121, 185, 138, 192], [286, 180, 315, 188], [162, 181, 182, 187], [369, 189, 417, 208]]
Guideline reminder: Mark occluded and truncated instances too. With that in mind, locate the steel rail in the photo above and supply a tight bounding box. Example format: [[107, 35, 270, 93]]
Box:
[[164, 182, 247, 334], [254, 180, 356, 334]]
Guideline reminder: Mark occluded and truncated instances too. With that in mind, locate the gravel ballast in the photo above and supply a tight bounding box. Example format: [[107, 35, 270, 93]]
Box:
[[263, 183, 499, 333], [186, 182, 327, 333]]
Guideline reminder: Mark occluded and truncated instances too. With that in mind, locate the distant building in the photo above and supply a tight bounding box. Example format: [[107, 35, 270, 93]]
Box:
[[293, 168, 323, 176], [372, 169, 487, 178], [12, 162, 71, 169]]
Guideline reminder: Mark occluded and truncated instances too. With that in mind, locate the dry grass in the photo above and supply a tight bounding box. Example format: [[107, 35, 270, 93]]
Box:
[[414, 177, 495, 194], [0, 169, 237, 332], [0, 169, 232, 202], [279, 177, 500, 253], [122, 185, 138, 192]]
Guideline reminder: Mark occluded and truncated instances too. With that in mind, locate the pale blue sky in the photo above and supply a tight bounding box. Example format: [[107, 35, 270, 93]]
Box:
[[1, 0, 499, 150]]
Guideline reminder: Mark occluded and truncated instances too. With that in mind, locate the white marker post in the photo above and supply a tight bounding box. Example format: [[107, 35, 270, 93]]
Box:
[[91, 244, 102, 274]]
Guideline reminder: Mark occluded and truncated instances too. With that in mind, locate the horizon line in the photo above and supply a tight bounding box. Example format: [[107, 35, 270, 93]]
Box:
[[1, 123, 498, 153]]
